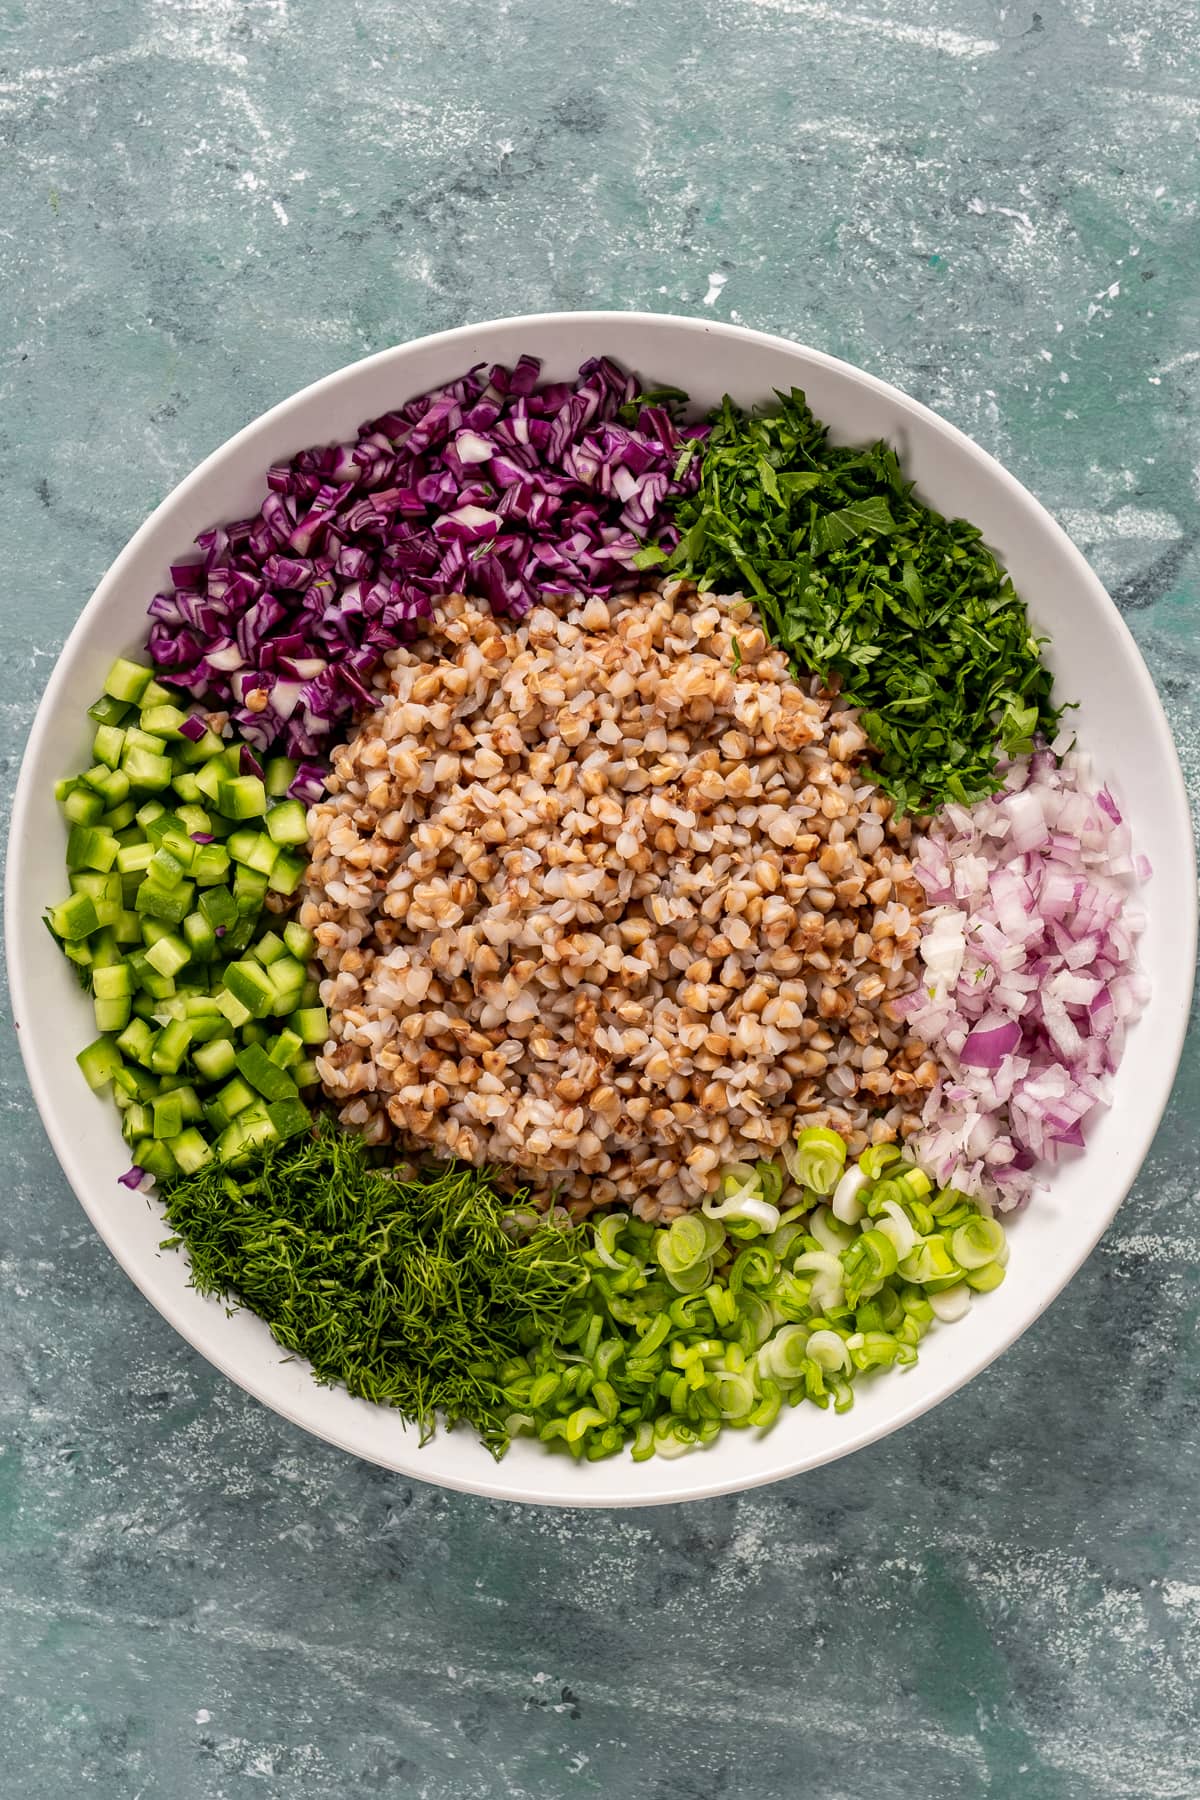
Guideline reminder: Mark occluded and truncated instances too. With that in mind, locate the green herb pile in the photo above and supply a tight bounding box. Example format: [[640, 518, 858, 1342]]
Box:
[[161, 1126, 585, 1454], [645, 389, 1061, 814]]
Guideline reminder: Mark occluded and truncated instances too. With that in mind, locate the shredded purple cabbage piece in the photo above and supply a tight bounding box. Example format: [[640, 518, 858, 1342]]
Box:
[[147, 356, 706, 774]]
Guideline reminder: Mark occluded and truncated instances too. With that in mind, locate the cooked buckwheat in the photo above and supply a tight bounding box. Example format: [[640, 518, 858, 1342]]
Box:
[[304, 580, 934, 1218]]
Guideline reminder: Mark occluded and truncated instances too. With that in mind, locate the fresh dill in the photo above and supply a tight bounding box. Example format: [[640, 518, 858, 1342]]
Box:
[[161, 1125, 586, 1455]]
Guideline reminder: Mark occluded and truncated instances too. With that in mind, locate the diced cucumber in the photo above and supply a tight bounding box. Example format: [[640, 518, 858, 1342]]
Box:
[[283, 921, 315, 963], [113, 908, 143, 945], [138, 1139, 178, 1180], [93, 994, 131, 1033], [224, 960, 277, 1018], [171, 1129, 213, 1175], [193, 1036, 238, 1082], [88, 693, 131, 728], [267, 1097, 313, 1140], [267, 1028, 304, 1069], [235, 1041, 300, 1103], [92, 723, 126, 768], [191, 843, 231, 886], [48, 892, 100, 940], [264, 799, 308, 847], [293, 1056, 320, 1088], [134, 877, 194, 924], [122, 1102, 153, 1142], [140, 703, 189, 739], [175, 727, 226, 766], [215, 987, 253, 1029], [207, 1075, 257, 1128], [88, 926, 122, 966], [171, 772, 202, 803], [194, 760, 225, 804], [66, 824, 119, 873], [76, 1035, 124, 1091], [122, 745, 174, 790], [265, 756, 297, 798], [216, 1106, 279, 1163], [144, 932, 190, 979], [252, 930, 287, 966], [228, 829, 277, 875], [92, 963, 133, 1000], [153, 1092, 184, 1139], [267, 851, 305, 896], [137, 677, 174, 708], [233, 866, 270, 907], [69, 870, 121, 899], [198, 887, 238, 930], [101, 800, 137, 832], [182, 911, 218, 961], [116, 1016, 156, 1065], [103, 657, 153, 705], [62, 785, 105, 826], [149, 1018, 193, 1073], [289, 1005, 329, 1044], [148, 846, 187, 888], [219, 775, 268, 820], [267, 959, 306, 1014]]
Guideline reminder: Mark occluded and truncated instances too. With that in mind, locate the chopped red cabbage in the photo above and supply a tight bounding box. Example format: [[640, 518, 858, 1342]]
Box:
[[147, 357, 706, 760]]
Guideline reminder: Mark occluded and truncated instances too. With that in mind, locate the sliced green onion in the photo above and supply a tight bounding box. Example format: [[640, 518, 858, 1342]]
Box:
[[965, 1260, 1006, 1293], [808, 1204, 855, 1255], [792, 1250, 845, 1310], [789, 1126, 848, 1195], [831, 1164, 869, 1224], [857, 1143, 901, 1182], [951, 1215, 1006, 1269], [928, 1284, 972, 1322], [873, 1199, 919, 1261]]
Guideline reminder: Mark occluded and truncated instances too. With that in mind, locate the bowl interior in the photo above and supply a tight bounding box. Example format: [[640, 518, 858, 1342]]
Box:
[[8, 312, 1194, 1506]]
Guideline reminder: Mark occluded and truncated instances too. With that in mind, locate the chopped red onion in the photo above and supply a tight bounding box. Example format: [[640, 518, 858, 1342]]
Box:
[[903, 751, 1149, 1209]]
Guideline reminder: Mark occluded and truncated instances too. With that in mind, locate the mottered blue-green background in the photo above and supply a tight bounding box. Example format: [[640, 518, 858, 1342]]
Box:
[[2, 3, 1199, 1796]]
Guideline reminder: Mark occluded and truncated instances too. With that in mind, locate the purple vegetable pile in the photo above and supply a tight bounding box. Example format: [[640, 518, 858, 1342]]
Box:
[[147, 356, 706, 777]]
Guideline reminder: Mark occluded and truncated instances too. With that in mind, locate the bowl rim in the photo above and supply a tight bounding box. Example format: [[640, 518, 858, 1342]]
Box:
[[7, 308, 1196, 1507]]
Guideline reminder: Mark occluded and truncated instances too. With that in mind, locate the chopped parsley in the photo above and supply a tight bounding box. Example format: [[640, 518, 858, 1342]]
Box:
[[664, 389, 1061, 813]]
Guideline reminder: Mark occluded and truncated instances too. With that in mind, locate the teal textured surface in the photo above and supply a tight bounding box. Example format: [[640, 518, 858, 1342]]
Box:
[[2, 3, 1199, 1796]]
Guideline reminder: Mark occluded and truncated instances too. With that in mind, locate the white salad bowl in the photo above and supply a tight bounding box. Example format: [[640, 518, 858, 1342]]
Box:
[[7, 312, 1195, 1507]]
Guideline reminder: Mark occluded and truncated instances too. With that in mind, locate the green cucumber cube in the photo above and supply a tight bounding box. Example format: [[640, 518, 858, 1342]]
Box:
[[103, 657, 153, 705], [266, 1098, 313, 1140], [223, 960, 277, 1018], [266, 851, 305, 896], [283, 921, 315, 963], [153, 1092, 184, 1139], [48, 893, 100, 940], [192, 1036, 238, 1082], [288, 1005, 329, 1045], [234, 1041, 299, 1103], [76, 1036, 124, 1091], [218, 775, 268, 821], [264, 799, 308, 846], [171, 1129, 213, 1175]]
